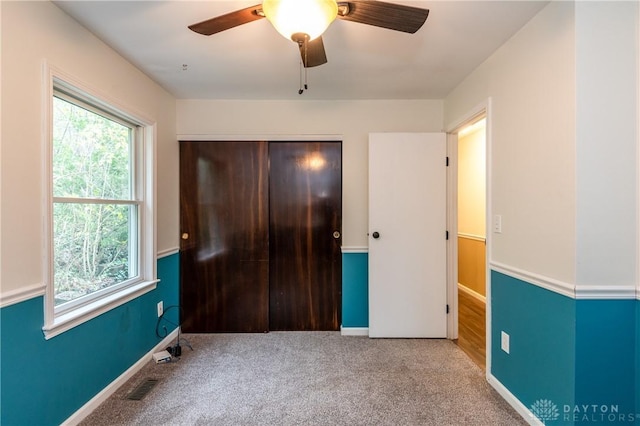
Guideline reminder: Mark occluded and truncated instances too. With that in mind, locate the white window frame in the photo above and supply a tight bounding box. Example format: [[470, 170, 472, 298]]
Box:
[[42, 65, 157, 339]]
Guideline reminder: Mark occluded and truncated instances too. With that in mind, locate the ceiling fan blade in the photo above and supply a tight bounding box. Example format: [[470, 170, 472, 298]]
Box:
[[299, 36, 328, 68], [337, 1, 429, 34], [188, 4, 264, 36]]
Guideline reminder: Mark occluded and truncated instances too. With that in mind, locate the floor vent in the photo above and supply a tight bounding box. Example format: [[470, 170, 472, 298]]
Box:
[[126, 379, 159, 401]]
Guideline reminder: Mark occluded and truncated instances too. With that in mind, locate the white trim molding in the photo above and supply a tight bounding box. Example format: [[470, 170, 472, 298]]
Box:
[[491, 261, 639, 300], [574, 284, 637, 300], [0, 283, 46, 308], [458, 283, 486, 304], [445, 99, 492, 344], [157, 247, 180, 259], [446, 99, 492, 134], [62, 327, 180, 426], [42, 62, 157, 339], [341, 246, 369, 254], [177, 134, 343, 142], [490, 261, 575, 299], [340, 326, 369, 336], [458, 232, 486, 242], [487, 374, 543, 426], [43, 280, 158, 340]]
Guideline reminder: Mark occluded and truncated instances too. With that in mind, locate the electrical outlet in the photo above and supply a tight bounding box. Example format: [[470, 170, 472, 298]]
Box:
[[157, 301, 163, 318], [501, 331, 510, 354]]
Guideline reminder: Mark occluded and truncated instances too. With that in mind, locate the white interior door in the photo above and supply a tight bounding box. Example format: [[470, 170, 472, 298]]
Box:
[[368, 132, 447, 338]]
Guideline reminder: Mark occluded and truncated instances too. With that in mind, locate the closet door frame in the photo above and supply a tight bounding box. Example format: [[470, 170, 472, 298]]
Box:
[[178, 135, 343, 332]]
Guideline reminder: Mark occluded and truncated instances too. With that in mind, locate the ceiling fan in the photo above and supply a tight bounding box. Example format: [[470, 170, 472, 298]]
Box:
[[188, 0, 430, 69]]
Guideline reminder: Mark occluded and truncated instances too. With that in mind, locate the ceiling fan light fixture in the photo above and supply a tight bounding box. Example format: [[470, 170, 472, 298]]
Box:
[[262, 0, 338, 42]]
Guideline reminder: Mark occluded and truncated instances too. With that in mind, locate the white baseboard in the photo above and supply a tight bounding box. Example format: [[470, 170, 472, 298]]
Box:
[[487, 374, 542, 426], [62, 328, 180, 426], [458, 283, 487, 304], [340, 326, 369, 336]]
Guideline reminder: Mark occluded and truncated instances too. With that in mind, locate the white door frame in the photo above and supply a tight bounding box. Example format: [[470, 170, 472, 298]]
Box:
[[445, 98, 492, 375]]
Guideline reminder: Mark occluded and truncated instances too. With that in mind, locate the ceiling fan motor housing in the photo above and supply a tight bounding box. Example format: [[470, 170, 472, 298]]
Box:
[[291, 32, 311, 45]]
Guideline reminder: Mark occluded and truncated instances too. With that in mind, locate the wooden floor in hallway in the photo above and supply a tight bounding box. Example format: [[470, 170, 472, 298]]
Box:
[[455, 288, 486, 370]]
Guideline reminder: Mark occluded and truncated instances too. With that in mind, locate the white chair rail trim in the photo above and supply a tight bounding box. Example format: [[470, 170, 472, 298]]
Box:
[[491, 261, 638, 300], [341, 246, 369, 254], [490, 261, 575, 299], [0, 283, 47, 308], [158, 247, 180, 259]]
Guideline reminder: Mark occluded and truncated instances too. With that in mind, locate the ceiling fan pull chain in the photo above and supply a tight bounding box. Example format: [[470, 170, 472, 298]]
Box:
[[304, 41, 309, 91], [298, 37, 309, 95], [299, 58, 304, 95]]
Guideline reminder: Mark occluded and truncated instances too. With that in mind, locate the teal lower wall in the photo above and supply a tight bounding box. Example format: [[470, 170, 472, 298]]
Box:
[[575, 300, 636, 423], [637, 300, 640, 416], [0, 253, 180, 426], [492, 270, 639, 425], [491, 271, 576, 415], [341, 252, 368, 328]]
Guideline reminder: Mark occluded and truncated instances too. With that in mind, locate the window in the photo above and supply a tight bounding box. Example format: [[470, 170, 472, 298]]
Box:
[[43, 73, 156, 338]]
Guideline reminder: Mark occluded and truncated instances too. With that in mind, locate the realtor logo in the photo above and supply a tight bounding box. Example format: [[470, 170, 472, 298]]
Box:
[[530, 399, 639, 423], [531, 399, 560, 424]]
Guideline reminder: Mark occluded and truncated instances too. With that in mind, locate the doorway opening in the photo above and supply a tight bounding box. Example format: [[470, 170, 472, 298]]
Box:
[[454, 117, 487, 369]]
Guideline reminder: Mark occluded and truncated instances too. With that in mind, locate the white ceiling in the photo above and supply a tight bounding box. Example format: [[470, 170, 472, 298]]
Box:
[[54, 0, 548, 100]]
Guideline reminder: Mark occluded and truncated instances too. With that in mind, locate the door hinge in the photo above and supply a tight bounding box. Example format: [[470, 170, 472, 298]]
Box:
[[446, 230, 449, 240], [446, 304, 450, 314], [446, 156, 449, 167]]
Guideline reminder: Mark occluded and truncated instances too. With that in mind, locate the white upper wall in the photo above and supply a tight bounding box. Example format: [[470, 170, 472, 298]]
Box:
[[176, 99, 444, 248], [575, 1, 638, 292], [1, 1, 178, 296], [445, 1, 577, 284]]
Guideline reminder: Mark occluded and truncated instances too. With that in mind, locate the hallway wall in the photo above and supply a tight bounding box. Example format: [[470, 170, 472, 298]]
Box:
[[458, 123, 486, 297], [446, 1, 576, 283], [445, 1, 639, 422], [458, 124, 486, 240]]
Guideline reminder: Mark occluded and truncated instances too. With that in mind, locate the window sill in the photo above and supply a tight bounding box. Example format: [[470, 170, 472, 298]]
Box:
[[42, 279, 158, 340]]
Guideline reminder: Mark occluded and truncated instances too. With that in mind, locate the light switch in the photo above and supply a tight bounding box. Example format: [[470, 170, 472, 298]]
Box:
[[493, 215, 502, 233]]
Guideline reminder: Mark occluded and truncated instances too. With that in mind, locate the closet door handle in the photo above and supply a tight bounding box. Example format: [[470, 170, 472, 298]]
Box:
[[333, 231, 341, 239], [372, 232, 380, 239]]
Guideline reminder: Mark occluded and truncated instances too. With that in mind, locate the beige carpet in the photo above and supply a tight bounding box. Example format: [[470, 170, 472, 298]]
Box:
[[80, 332, 527, 425]]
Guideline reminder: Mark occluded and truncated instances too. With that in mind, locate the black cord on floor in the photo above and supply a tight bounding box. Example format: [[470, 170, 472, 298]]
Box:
[[154, 305, 193, 358]]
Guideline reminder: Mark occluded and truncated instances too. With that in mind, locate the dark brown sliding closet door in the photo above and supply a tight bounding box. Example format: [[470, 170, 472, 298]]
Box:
[[268, 142, 342, 331], [180, 141, 269, 333]]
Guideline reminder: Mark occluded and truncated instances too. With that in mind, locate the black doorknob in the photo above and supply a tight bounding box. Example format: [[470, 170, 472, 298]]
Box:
[[372, 232, 380, 239]]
